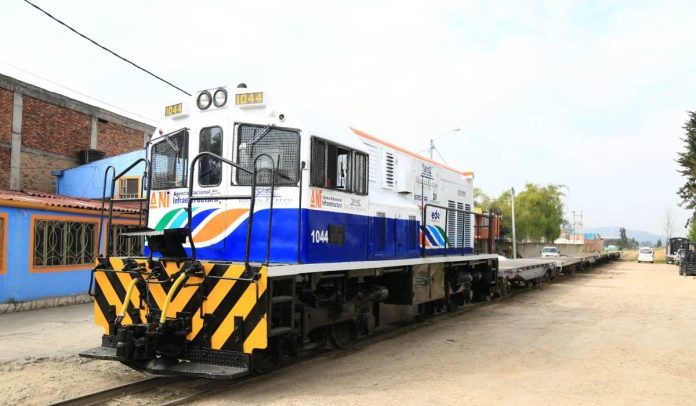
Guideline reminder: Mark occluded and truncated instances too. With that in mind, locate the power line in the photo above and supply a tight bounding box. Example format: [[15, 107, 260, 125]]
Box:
[[0, 59, 158, 124], [22, 0, 191, 96]]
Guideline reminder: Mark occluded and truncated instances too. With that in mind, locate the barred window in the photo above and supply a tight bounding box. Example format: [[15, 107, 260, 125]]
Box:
[[311, 138, 326, 187], [151, 129, 188, 190], [310, 136, 369, 195], [33, 219, 96, 267], [236, 124, 299, 186], [353, 152, 368, 195], [199, 126, 223, 186], [108, 224, 144, 257]]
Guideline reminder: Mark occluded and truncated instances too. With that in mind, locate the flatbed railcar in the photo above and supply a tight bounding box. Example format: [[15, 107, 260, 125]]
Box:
[[80, 84, 571, 379]]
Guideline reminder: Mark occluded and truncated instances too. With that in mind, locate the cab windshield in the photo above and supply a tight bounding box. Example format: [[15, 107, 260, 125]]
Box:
[[236, 124, 300, 186]]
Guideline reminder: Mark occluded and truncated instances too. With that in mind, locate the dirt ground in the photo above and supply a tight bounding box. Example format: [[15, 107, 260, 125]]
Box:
[[2, 260, 696, 405]]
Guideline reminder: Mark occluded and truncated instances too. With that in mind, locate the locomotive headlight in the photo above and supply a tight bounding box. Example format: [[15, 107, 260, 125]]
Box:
[[213, 88, 228, 107], [197, 91, 212, 110]]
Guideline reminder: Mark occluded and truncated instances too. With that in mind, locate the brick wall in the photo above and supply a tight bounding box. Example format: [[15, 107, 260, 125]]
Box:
[[0, 148, 10, 190], [19, 151, 75, 192], [0, 88, 12, 144], [97, 120, 143, 156], [0, 74, 154, 193], [21, 96, 91, 156]]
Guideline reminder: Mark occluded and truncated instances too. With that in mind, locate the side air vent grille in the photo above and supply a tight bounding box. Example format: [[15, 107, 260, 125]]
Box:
[[383, 151, 395, 189]]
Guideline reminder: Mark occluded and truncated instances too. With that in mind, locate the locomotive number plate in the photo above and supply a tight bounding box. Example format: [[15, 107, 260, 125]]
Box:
[[235, 92, 264, 105], [165, 103, 183, 117]]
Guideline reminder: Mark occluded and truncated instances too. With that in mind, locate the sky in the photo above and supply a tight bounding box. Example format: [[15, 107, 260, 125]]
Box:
[[2, 0, 695, 237]]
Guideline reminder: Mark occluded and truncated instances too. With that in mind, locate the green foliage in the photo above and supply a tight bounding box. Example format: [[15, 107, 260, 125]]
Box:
[[515, 183, 566, 242], [689, 218, 696, 242], [677, 111, 696, 209], [475, 183, 565, 242], [656, 238, 662, 248]]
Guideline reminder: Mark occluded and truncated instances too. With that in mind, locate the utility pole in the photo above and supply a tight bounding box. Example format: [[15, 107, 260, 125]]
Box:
[[429, 139, 435, 159], [511, 187, 517, 259]]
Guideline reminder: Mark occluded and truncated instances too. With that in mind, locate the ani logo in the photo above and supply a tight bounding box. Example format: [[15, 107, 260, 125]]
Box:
[[421, 163, 433, 180], [150, 191, 170, 209], [349, 198, 362, 207], [310, 189, 323, 208]]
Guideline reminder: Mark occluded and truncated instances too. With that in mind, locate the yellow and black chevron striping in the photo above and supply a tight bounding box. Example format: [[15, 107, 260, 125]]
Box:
[[92, 258, 268, 354]]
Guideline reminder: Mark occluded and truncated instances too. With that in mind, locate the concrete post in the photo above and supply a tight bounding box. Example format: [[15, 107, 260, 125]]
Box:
[[10, 91, 23, 190], [90, 116, 98, 149]]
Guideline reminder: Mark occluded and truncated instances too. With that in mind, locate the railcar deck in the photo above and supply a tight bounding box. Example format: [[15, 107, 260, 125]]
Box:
[[499, 252, 620, 281]]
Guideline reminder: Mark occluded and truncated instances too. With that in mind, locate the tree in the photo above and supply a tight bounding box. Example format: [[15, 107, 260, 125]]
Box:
[[664, 208, 674, 243], [689, 217, 696, 242], [515, 183, 566, 243], [677, 112, 696, 209], [656, 239, 662, 248], [618, 227, 629, 250], [473, 188, 491, 211]]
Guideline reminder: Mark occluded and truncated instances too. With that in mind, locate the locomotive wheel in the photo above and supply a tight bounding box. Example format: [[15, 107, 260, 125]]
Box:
[[331, 322, 356, 349], [252, 340, 282, 374]]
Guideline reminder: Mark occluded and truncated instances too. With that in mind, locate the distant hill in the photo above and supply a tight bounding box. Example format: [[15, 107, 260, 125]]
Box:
[[584, 227, 662, 244]]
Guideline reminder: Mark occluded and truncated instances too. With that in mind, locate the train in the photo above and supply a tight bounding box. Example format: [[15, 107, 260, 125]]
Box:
[[81, 84, 531, 378]]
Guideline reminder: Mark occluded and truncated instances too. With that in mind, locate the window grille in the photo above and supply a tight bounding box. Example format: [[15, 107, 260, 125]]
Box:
[[33, 219, 96, 267], [118, 178, 140, 199], [199, 126, 223, 186], [310, 137, 369, 195], [311, 138, 326, 187], [236, 125, 300, 186], [108, 224, 144, 257], [151, 129, 188, 190], [353, 152, 368, 195]]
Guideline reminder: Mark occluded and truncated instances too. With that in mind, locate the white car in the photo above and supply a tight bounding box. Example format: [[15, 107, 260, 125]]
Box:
[[541, 247, 560, 258], [637, 247, 654, 263]]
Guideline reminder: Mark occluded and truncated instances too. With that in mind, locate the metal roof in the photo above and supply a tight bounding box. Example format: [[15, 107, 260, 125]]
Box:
[[0, 189, 140, 213]]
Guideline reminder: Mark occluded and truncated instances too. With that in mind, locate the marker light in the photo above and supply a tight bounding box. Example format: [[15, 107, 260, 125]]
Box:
[[213, 88, 228, 107], [197, 91, 212, 110]]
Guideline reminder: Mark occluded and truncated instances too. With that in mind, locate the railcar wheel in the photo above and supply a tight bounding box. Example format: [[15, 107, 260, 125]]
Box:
[[331, 322, 357, 349]]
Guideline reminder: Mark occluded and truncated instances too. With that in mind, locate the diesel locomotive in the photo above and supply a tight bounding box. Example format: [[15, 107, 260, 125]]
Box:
[[80, 85, 498, 378]]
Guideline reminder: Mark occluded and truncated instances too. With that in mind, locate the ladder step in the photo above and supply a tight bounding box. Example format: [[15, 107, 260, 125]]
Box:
[[269, 327, 295, 337], [271, 295, 293, 304]]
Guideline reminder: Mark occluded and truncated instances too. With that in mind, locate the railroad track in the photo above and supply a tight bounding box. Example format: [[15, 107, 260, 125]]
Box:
[[50, 259, 619, 405]]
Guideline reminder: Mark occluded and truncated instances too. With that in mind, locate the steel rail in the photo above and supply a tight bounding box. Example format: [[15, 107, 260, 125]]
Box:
[[48, 376, 182, 406]]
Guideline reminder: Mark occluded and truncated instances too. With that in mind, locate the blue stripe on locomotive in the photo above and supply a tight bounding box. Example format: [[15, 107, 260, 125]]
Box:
[[160, 209, 471, 264]]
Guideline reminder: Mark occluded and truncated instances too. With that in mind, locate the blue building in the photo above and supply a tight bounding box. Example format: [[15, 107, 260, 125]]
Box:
[[0, 189, 141, 303], [53, 149, 146, 199]]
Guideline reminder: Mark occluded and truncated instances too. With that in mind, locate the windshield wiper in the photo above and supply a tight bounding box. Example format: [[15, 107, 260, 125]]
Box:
[[161, 128, 187, 152], [249, 124, 275, 146]]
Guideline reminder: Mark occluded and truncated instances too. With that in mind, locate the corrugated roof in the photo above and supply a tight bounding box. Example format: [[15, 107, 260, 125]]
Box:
[[0, 189, 140, 213]]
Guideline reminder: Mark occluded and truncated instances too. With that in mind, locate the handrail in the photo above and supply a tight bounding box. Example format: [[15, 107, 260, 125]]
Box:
[[186, 151, 277, 271], [105, 158, 150, 258], [98, 165, 116, 256], [421, 203, 493, 258]]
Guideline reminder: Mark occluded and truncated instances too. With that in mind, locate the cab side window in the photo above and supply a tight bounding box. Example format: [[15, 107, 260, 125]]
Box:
[[310, 137, 368, 195], [199, 126, 223, 186]]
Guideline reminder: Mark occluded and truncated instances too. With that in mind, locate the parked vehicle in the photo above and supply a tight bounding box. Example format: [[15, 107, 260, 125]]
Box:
[[541, 247, 560, 258], [637, 247, 654, 263], [667, 237, 689, 264]]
